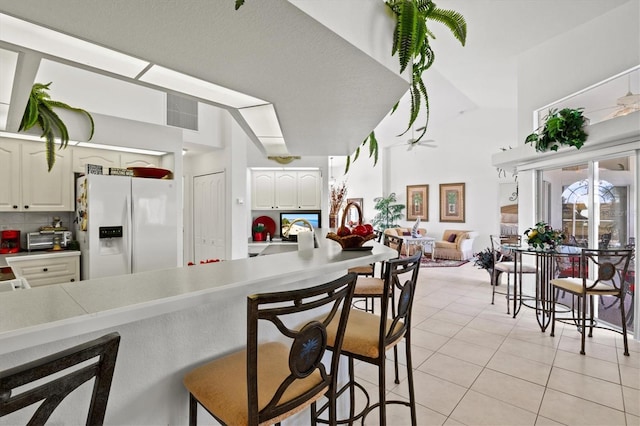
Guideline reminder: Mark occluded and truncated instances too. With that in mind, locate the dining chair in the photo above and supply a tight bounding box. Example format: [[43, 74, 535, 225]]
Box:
[[183, 273, 356, 425], [352, 233, 404, 314], [550, 248, 633, 356], [314, 250, 422, 425], [490, 234, 537, 314], [0, 332, 121, 426]]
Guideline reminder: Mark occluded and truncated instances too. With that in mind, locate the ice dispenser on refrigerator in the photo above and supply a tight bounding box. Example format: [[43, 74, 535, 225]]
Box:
[[98, 226, 124, 255]]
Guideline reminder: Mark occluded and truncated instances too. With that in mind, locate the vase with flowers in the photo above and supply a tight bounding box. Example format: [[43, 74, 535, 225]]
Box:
[[524, 221, 564, 250], [329, 182, 347, 228]]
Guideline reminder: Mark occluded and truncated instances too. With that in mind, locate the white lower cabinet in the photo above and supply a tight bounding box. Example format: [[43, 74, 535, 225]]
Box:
[[7, 253, 80, 287]]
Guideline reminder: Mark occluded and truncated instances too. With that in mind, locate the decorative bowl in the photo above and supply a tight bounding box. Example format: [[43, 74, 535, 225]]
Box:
[[325, 202, 376, 249]]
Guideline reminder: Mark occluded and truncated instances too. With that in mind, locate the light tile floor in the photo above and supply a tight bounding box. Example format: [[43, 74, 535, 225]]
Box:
[[351, 263, 640, 426]]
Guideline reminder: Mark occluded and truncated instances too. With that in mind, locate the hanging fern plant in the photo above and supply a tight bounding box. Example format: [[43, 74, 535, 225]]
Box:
[[346, 0, 466, 173], [19, 82, 95, 171]]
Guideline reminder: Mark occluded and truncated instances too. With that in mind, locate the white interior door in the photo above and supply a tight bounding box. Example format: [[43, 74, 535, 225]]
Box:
[[193, 172, 226, 262]]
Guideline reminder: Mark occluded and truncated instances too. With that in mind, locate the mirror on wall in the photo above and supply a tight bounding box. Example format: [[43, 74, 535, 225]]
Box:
[[499, 182, 518, 235]]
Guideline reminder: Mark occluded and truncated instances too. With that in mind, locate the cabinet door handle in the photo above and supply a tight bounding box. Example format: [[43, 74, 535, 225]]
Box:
[[12, 205, 17, 209], [24, 205, 29, 209], [42, 268, 48, 272], [70, 278, 75, 282]]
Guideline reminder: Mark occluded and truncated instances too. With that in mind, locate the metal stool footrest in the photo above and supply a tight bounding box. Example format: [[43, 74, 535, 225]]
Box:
[[314, 379, 370, 425], [362, 400, 413, 422]]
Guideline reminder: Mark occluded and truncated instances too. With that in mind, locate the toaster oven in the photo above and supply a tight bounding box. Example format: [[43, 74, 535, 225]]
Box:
[[26, 231, 73, 251]]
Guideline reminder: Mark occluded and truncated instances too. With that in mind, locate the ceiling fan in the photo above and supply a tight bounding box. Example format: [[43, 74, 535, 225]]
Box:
[[391, 126, 438, 150], [592, 73, 640, 119]]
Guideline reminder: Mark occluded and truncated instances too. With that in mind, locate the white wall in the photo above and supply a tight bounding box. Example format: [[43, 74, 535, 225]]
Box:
[[517, 1, 640, 142], [516, 0, 640, 233], [344, 107, 517, 253], [340, 0, 639, 255]]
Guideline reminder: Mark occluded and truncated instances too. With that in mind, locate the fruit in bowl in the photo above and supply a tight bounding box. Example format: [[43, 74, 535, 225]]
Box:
[[352, 224, 369, 237], [337, 226, 352, 237]]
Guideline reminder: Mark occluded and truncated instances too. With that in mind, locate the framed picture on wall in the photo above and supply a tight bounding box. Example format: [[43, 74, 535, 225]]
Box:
[[440, 183, 465, 222], [406, 185, 428, 221], [346, 198, 363, 226]]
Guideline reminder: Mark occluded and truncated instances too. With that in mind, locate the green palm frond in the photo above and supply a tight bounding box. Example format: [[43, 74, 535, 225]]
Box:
[[19, 82, 95, 171], [425, 8, 467, 46]]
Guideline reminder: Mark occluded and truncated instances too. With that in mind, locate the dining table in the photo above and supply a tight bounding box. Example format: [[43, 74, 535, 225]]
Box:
[[510, 245, 582, 331]]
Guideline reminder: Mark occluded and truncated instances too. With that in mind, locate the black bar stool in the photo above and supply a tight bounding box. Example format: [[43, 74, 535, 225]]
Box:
[[183, 273, 357, 425], [315, 250, 422, 425], [0, 332, 121, 425]]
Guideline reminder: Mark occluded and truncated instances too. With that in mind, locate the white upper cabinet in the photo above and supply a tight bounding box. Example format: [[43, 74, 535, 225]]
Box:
[[20, 141, 73, 212], [72, 146, 161, 173], [296, 170, 322, 209], [274, 171, 297, 209], [252, 171, 276, 209], [72, 146, 120, 173], [0, 139, 164, 213], [251, 169, 321, 210], [0, 140, 21, 211], [120, 153, 161, 169]]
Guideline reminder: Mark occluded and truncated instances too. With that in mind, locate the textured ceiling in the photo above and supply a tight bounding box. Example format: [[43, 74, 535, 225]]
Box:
[[0, 0, 408, 156], [0, 0, 633, 155]]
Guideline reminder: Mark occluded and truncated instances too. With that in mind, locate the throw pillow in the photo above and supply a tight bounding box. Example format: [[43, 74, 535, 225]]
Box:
[[447, 233, 457, 243]]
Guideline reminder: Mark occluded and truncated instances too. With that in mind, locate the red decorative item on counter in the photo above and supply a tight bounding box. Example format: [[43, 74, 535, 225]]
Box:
[[0, 230, 20, 254]]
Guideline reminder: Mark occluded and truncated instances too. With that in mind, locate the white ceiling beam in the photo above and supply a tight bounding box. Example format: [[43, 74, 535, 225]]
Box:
[[5, 50, 40, 132]]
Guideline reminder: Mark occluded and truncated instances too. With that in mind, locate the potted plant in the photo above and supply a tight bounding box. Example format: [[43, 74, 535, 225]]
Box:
[[473, 248, 494, 271], [252, 223, 266, 241], [372, 192, 405, 230], [473, 247, 512, 286], [525, 108, 588, 153], [19, 82, 95, 171]]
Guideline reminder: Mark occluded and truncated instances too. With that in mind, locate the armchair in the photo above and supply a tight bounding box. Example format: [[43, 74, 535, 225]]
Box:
[[433, 229, 478, 260]]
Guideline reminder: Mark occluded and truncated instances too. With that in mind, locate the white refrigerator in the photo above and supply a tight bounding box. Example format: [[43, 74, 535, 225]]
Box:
[[76, 174, 178, 280]]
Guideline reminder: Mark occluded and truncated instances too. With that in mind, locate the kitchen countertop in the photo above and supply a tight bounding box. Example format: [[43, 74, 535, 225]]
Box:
[[0, 231, 394, 424], [0, 235, 394, 354], [0, 249, 80, 268]]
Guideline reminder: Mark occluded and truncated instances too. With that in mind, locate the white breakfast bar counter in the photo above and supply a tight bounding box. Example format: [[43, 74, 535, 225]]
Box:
[[0, 238, 395, 425]]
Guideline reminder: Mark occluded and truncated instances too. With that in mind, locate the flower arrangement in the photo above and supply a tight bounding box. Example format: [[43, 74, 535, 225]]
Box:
[[329, 182, 347, 228], [524, 221, 565, 249]]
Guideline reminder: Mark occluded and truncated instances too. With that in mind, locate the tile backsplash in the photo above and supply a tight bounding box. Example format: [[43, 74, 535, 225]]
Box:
[[0, 212, 76, 248]]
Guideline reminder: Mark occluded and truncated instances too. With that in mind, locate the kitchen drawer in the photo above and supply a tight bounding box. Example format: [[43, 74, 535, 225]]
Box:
[[8, 256, 79, 287]]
